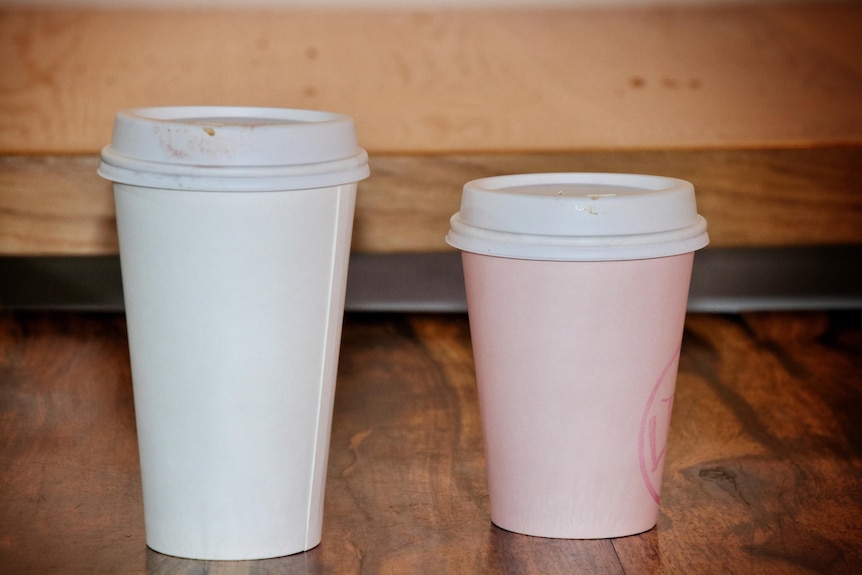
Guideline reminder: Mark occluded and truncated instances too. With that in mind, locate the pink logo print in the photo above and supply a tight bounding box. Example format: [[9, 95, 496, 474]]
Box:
[[648, 394, 674, 472], [638, 346, 681, 504]]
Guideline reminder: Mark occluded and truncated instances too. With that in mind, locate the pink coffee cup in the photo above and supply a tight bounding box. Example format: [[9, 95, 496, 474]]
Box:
[[446, 173, 709, 539]]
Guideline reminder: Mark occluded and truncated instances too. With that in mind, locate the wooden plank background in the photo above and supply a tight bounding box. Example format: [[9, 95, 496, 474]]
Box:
[[2, 3, 861, 153], [2, 148, 862, 255], [1, 3, 861, 255]]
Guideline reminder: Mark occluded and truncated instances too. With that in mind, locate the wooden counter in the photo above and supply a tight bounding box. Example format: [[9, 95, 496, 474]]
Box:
[[1, 311, 860, 574]]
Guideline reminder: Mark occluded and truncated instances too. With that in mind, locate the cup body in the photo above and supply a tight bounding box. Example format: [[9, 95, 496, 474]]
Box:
[[115, 183, 354, 558], [463, 251, 692, 538], [99, 107, 368, 559], [446, 172, 708, 539]]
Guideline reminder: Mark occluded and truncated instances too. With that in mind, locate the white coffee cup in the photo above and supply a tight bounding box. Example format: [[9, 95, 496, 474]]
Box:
[[447, 173, 708, 539], [99, 107, 369, 559]]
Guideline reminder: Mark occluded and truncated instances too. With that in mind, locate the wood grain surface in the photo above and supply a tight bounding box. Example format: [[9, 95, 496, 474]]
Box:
[[1, 3, 861, 154], [2, 2, 861, 257], [2, 146, 861, 255], [1, 311, 860, 574]]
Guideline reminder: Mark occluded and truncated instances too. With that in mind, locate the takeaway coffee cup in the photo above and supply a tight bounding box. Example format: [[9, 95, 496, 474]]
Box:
[[98, 107, 369, 559], [446, 173, 709, 539]]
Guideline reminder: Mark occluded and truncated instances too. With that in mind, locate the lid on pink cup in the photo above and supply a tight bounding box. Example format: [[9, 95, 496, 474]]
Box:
[[98, 107, 369, 191], [446, 173, 709, 261]]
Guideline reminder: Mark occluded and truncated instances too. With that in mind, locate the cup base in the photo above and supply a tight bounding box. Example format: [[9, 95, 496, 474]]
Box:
[[490, 518, 658, 540], [146, 541, 320, 562]]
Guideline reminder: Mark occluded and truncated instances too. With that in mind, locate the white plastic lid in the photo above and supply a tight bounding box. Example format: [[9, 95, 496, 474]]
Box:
[[98, 107, 369, 191], [446, 173, 709, 261]]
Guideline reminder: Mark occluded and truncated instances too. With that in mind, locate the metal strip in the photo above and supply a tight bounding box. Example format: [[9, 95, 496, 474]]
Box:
[[1, 247, 860, 312]]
